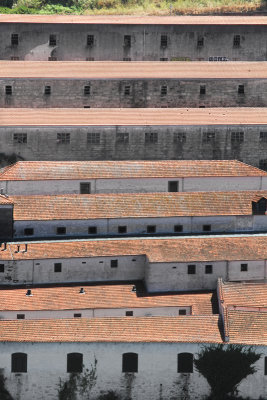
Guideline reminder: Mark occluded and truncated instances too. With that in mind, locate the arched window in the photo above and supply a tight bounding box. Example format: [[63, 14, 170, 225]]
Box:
[[122, 353, 138, 373], [177, 353, 193, 373], [67, 353, 83, 373], [11, 353, 27, 373]]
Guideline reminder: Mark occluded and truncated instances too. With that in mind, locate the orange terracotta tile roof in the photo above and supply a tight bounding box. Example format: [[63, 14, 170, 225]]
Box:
[[0, 283, 214, 314], [0, 316, 223, 343], [1, 61, 267, 79], [219, 280, 267, 309], [0, 160, 265, 181], [0, 195, 13, 205], [0, 14, 266, 25], [10, 191, 267, 220], [1, 235, 267, 262], [1, 108, 267, 126], [227, 310, 267, 345]]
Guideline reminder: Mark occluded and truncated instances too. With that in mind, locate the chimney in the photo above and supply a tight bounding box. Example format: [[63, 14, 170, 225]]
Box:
[[15, 245, 20, 253], [79, 288, 85, 294], [1, 243, 7, 251], [23, 244, 28, 253], [26, 289, 32, 296]]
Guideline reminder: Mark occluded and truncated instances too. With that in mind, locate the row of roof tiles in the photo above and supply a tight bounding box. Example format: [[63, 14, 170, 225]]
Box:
[[2, 191, 266, 220]]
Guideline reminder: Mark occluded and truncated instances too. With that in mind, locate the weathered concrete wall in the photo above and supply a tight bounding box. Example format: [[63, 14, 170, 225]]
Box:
[[1, 78, 267, 108], [1, 23, 267, 61], [0, 125, 266, 169]]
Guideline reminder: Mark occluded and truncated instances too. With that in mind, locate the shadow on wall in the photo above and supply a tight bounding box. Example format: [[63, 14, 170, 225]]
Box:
[[0, 153, 24, 168]]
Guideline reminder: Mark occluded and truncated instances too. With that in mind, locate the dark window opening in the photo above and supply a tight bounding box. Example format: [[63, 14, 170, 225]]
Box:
[[178, 353, 193, 373], [124, 35, 131, 47], [147, 225, 156, 234], [241, 263, 248, 272], [87, 132, 100, 144], [87, 34, 94, 46], [44, 86, 51, 95], [264, 357, 267, 375], [160, 35, 168, 48], [111, 259, 118, 268], [11, 56, 20, 60], [259, 159, 267, 171], [0, 264, 4, 273], [56, 227, 66, 235], [122, 353, 138, 373], [116, 132, 129, 144], [67, 353, 83, 373], [174, 225, 183, 233], [86, 57, 94, 61], [145, 132, 158, 144], [203, 132, 215, 144], [88, 226, 97, 234], [252, 198, 267, 215], [118, 226, 127, 234], [173, 132, 186, 143], [205, 265, 213, 274], [49, 34, 57, 46], [13, 133, 27, 144], [160, 57, 168, 61], [123, 57, 131, 61], [125, 311, 133, 316], [200, 85, 206, 95], [17, 314, 25, 319], [24, 228, 34, 236], [238, 85, 245, 94], [74, 313, 82, 318], [203, 225, 211, 232], [5, 86, 12, 95], [54, 263, 62, 272], [179, 309, 186, 315], [124, 85, 131, 96], [231, 132, 244, 143], [188, 265, 196, 275], [48, 56, 57, 61], [197, 37, 204, 47], [233, 35, 240, 48], [161, 85, 167, 96], [168, 181, 179, 192], [57, 133, 70, 144], [84, 85, 91, 96], [260, 132, 267, 143], [11, 33, 19, 46], [80, 182, 91, 194], [11, 353, 27, 373]]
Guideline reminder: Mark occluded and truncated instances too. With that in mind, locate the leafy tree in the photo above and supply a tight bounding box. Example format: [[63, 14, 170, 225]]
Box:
[[194, 344, 261, 400]]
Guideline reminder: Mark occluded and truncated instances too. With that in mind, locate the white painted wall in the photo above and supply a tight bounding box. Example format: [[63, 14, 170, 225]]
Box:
[[228, 260, 267, 281]]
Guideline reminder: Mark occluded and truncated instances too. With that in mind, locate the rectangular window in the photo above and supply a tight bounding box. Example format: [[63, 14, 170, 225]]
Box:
[[86, 57, 94, 61], [80, 183, 91, 194], [0, 264, 4, 273], [56, 227, 66, 235], [231, 132, 244, 143], [147, 225, 156, 233], [124, 35, 131, 47], [5, 86, 12, 95], [233, 35, 240, 47], [241, 263, 248, 272], [160, 35, 168, 48], [57, 133, 70, 144], [84, 85, 91, 95], [173, 132, 186, 143], [145, 132, 158, 144], [260, 132, 267, 142], [200, 85, 206, 95], [123, 57, 131, 61], [88, 226, 97, 234], [174, 225, 183, 233], [205, 265, 213, 274], [17, 314, 25, 319], [24, 228, 34, 236], [168, 181, 179, 192], [49, 34, 57, 46], [87, 132, 100, 144], [44, 85, 51, 95], [11, 33, 19, 46], [125, 311, 133, 316], [203, 132, 215, 144], [188, 265, 196, 274], [161, 85, 167, 96], [124, 85, 131, 96], [118, 226, 127, 234], [87, 34, 94, 46], [74, 313, 82, 318], [179, 309, 186, 315], [54, 263, 62, 272], [203, 224, 211, 232], [160, 57, 168, 61], [11, 56, 20, 60], [48, 56, 57, 61], [259, 159, 267, 171], [238, 85, 245, 94], [116, 132, 129, 144], [197, 37, 204, 47], [13, 133, 27, 144], [110, 259, 118, 268]]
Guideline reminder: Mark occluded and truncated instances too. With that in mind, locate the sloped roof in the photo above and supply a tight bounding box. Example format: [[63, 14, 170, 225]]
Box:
[[227, 310, 267, 345], [219, 280, 267, 309]]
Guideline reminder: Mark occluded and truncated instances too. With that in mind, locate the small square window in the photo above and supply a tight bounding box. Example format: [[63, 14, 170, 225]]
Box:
[[54, 263, 62, 272], [203, 132, 215, 144], [173, 132, 186, 144], [197, 37, 204, 47], [111, 259, 118, 268], [13, 133, 27, 144], [200, 85, 206, 95], [203, 225, 211, 232], [44, 86, 51, 95], [233, 35, 240, 48], [56, 227, 66, 235], [160, 35, 168, 48], [24, 228, 34, 236], [174, 225, 183, 233], [125, 311, 133, 316], [87, 132, 100, 144], [5, 86, 12, 95], [17, 314, 25, 319], [87, 34, 94, 46], [0, 264, 4, 273], [259, 159, 267, 171], [205, 265, 213, 274], [168, 181, 179, 192], [49, 34, 57, 46], [260, 132, 267, 142], [57, 133, 70, 144], [118, 226, 127, 234], [238, 85, 245, 94], [147, 225, 156, 234], [88, 226, 97, 234], [116, 132, 129, 144], [161, 85, 167, 96], [241, 263, 248, 272], [124, 35, 131, 47], [188, 265, 196, 274], [124, 85, 131, 96], [84, 85, 91, 95], [231, 132, 244, 143], [80, 183, 91, 194], [123, 57, 131, 61], [145, 132, 158, 144], [179, 309, 186, 315], [74, 313, 82, 318], [11, 33, 19, 46]]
